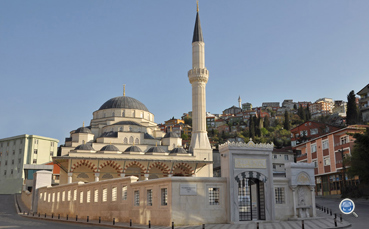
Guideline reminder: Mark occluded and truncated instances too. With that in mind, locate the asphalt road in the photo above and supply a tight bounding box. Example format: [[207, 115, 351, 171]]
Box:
[[0, 194, 109, 229], [316, 196, 369, 229]]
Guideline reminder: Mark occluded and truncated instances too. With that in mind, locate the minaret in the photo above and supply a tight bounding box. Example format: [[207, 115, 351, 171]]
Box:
[[238, 96, 242, 108], [188, 3, 212, 177]]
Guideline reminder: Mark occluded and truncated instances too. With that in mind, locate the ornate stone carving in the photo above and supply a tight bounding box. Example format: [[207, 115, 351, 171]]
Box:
[[219, 139, 274, 150]]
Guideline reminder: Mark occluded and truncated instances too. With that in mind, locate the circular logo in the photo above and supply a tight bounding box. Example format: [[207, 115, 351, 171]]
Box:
[[339, 198, 355, 214]]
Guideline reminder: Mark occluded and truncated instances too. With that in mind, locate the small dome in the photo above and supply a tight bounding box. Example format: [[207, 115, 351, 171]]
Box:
[[75, 144, 95, 151], [100, 145, 120, 151], [164, 132, 179, 138], [75, 127, 92, 134], [99, 96, 149, 112], [170, 147, 188, 154], [124, 146, 142, 153], [146, 146, 166, 153]]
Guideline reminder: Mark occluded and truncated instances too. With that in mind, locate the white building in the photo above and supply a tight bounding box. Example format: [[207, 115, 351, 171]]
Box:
[[0, 134, 58, 194]]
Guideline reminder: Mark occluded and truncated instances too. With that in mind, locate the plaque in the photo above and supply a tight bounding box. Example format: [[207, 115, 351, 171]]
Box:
[[180, 184, 197, 195], [235, 158, 266, 169]]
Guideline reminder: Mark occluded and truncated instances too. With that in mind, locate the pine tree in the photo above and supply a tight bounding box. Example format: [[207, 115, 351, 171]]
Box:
[[249, 116, 255, 139], [284, 110, 290, 130], [346, 90, 358, 125], [264, 116, 270, 129], [305, 104, 311, 120]]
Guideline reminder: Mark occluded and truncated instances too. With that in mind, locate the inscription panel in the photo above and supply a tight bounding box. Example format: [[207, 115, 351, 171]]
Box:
[[235, 158, 266, 169]]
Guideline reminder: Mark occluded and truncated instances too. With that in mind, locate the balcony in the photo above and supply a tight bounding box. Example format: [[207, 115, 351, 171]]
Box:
[[297, 153, 307, 160]]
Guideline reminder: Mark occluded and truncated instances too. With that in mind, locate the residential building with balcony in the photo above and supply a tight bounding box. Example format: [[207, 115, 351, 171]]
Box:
[[291, 121, 340, 148], [332, 100, 347, 117], [295, 125, 368, 196], [298, 101, 312, 109], [357, 83, 369, 123], [282, 100, 296, 109], [262, 102, 280, 108], [309, 98, 334, 118], [222, 106, 242, 115], [0, 134, 59, 194]]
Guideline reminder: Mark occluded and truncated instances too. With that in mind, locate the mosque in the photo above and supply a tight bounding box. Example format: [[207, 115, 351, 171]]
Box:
[[54, 3, 213, 184], [30, 4, 317, 225]]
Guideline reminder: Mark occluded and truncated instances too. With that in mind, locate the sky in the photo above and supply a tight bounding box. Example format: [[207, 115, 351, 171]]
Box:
[[1, 0, 368, 144]]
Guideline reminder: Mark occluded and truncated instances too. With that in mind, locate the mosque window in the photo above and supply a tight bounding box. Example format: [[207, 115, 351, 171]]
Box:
[[119, 127, 123, 132], [33, 159, 37, 164], [104, 113, 106, 118], [122, 186, 127, 200], [134, 190, 140, 206], [52, 193, 55, 202], [275, 187, 285, 204], [141, 112, 143, 118], [103, 188, 107, 202], [122, 111, 125, 117], [135, 138, 139, 144], [94, 189, 98, 203], [112, 187, 117, 202], [73, 190, 77, 201], [147, 189, 153, 206], [124, 138, 128, 144], [129, 137, 134, 144], [112, 112, 115, 117], [161, 188, 167, 206], [87, 190, 91, 203], [57, 192, 60, 202], [62, 191, 65, 201], [80, 191, 83, 203], [82, 140, 85, 144], [68, 190, 71, 201], [208, 188, 220, 205]]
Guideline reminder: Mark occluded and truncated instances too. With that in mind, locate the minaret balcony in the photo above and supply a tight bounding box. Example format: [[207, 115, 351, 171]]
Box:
[[188, 68, 209, 83]]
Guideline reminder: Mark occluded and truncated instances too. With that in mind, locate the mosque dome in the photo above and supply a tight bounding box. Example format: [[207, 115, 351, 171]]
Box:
[[170, 147, 188, 155], [164, 132, 180, 138], [99, 96, 149, 112], [100, 145, 120, 151], [124, 146, 142, 153], [75, 144, 95, 151], [74, 127, 92, 134], [146, 146, 167, 154]]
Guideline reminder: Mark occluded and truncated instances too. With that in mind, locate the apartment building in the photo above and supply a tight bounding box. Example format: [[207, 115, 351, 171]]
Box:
[[295, 125, 368, 196], [272, 148, 294, 172], [309, 98, 334, 118], [291, 121, 340, 148], [357, 83, 369, 123], [0, 134, 59, 194]]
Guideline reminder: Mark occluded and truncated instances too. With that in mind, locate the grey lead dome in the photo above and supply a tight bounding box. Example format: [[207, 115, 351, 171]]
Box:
[[99, 96, 149, 112]]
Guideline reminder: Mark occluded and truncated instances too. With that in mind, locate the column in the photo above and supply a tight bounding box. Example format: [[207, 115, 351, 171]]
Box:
[[168, 174, 173, 177], [68, 173, 73, 184], [144, 174, 149, 180], [291, 186, 297, 218], [310, 185, 316, 217], [95, 173, 100, 182], [120, 173, 125, 178]]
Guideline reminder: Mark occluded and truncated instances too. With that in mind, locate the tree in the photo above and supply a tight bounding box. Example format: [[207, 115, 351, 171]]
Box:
[[249, 116, 255, 139], [346, 90, 358, 125], [284, 110, 290, 130], [181, 133, 189, 140], [305, 104, 311, 120], [264, 116, 270, 129], [184, 116, 192, 126], [298, 105, 306, 121], [293, 104, 297, 110], [348, 128, 369, 184]]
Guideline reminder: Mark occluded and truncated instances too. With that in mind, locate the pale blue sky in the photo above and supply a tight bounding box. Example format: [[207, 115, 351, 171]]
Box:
[[1, 0, 368, 144]]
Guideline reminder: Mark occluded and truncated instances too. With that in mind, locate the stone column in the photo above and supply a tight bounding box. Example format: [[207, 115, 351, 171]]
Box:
[[144, 174, 149, 180], [310, 185, 316, 217], [291, 186, 297, 218], [95, 173, 100, 182], [68, 173, 73, 184], [120, 173, 125, 178]]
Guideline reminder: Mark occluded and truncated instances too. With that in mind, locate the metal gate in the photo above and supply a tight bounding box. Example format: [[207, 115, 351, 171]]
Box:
[[238, 177, 266, 221]]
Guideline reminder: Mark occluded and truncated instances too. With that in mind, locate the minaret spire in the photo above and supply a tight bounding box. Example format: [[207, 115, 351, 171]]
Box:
[[192, 2, 203, 43], [123, 84, 126, 96]]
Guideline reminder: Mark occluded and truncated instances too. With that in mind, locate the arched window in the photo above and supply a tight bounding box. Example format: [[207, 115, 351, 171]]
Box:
[[104, 113, 106, 118], [112, 112, 115, 117], [119, 127, 123, 132], [129, 136, 134, 144], [82, 140, 85, 144], [122, 111, 125, 117], [141, 112, 143, 118], [133, 111, 135, 117], [135, 138, 139, 144], [173, 144, 175, 149], [124, 137, 128, 144]]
